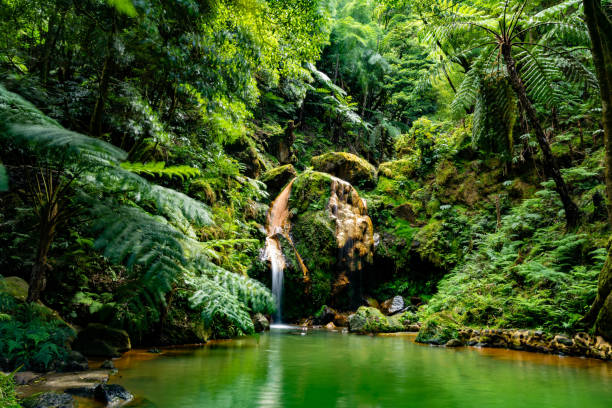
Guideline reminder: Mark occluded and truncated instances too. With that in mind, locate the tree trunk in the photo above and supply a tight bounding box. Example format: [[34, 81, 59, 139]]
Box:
[[581, 0, 612, 336], [27, 203, 58, 303], [90, 18, 116, 137], [583, 0, 612, 226], [501, 44, 580, 228]]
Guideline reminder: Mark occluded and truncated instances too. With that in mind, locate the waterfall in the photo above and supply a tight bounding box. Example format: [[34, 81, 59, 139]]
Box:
[[264, 179, 295, 323]]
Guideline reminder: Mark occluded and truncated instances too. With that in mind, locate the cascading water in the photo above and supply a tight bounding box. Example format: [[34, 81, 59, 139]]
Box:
[[264, 179, 295, 323]]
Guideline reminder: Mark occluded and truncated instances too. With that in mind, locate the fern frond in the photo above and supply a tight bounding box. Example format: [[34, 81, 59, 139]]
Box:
[[121, 161, 201, 180]]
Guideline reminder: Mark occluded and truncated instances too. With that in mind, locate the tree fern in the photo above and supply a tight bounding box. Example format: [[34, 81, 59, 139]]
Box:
[[0, 85, 273, 334]]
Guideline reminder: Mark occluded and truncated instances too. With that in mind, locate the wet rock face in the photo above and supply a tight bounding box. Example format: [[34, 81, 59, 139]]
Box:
[[311, 152, 377, 188], [269, 170, 376, 320]]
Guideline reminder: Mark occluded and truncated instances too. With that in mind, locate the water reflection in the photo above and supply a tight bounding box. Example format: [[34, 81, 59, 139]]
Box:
[[112, 330, 612, 408]]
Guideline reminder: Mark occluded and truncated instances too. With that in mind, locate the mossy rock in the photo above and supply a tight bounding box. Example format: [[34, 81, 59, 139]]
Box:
[[260, 164, 297, 198], [289, 170, 334, 213], [0, 276, 29, 301], [311, 152, 377, 188], [596, 293, 612, 341], [72, 323, 131, 357], [348, 306, 416, 333], [378, 159, 415, 179], [415, 313, 459, 345]]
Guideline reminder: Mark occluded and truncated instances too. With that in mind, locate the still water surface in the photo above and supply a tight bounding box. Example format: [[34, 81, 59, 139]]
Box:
[[111, 327, 612, 408]]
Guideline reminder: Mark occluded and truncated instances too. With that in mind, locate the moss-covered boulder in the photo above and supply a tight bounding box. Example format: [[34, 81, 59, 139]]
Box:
[[21, 392, 75, 408], [260, 164, 297, 198], [0, 276, 29, 301], [378, 159, 415, 179], [415, 313, 460, 345], [348, 306, 417, 333], [311, 152, 377, 188], [71, 323, 131, 357]]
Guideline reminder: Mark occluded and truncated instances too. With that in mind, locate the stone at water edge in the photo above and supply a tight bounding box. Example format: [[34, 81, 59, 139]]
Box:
[[313, 305, 337, 325], [445, 339, 464, 347], [101, 360, 116, 370], [21, 392, 75, 408], [380, 296, 405, 315], [325, 321, 336, 329], [253, 313, 270, 332], [94, 384, 133, 406]]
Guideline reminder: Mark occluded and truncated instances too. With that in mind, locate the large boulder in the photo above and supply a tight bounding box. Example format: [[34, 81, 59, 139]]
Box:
[[71, 323, 131, 358], [311, 152, 377, 188], [348, 306, 416, 333], [0, 276, 29, 301], [21, 392, 75, 408], [260, 164, 297, 198], [596, 292, 612, 341]]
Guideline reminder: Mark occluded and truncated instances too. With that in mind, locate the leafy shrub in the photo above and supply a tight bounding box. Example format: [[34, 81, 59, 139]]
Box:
[[0, 294, 75, 371], [0, 370, 21, 408]]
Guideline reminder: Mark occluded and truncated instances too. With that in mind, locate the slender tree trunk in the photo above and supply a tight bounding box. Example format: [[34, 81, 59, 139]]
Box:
[[584, 0, 612, 226], [501, 44, 580, 228], [90, 18, 116, 137], [27, 201, 58, 303]]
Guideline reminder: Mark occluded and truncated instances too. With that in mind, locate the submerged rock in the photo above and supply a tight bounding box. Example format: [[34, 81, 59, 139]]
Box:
[[311, 152, 377, 188], [72, 323, 131, 358], [21, 392, 75, 408]]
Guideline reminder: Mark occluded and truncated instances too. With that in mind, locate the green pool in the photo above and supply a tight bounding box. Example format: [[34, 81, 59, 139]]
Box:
[[112, 327, 612, 407]]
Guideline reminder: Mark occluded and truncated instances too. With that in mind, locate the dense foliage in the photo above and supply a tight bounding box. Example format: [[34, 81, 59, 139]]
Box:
[[1, 0, 612, 390]]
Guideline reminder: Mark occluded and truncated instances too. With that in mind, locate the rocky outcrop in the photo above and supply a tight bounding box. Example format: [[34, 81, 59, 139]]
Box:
[[268, 170, 376, 320], [417, 324, 612, 360], [348, 306, 418, 334], [311, 152, 377, 188], [71, 324, 131, 358], [260, 164, 297, 198], [313, 305, 337, 325]]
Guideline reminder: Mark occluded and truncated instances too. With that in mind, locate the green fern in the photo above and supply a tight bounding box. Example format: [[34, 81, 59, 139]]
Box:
[[121, 161, 201, 180]]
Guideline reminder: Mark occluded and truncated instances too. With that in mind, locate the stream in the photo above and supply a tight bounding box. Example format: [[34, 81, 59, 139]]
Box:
[[106, 327, 612, 407]]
